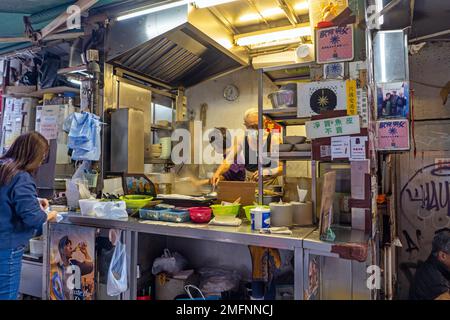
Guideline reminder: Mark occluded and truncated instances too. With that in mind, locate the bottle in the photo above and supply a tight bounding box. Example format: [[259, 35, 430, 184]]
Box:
[[64, 92, 77, 110]]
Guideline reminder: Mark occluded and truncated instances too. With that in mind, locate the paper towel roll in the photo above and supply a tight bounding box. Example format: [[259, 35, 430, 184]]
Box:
[[269, 202, 293, 227], [291, 201, 313, 226]]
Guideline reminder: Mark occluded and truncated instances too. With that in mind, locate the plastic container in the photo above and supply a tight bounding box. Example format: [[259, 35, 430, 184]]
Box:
[[243, 205, 269, 221], [139, 207, 170, 221], [159, 208, 190, 223], [210, 204, 240, 221], [189, 207, 212, 223], [268, 90, 295, 109], [79, 199, 101, 216], [29, 237, 44, 257], [251, 207, 271, 230], [120, 195, 154, 210]]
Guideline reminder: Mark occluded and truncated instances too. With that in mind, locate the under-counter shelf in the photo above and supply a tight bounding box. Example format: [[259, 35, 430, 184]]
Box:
[[270, 151, 312, 161]]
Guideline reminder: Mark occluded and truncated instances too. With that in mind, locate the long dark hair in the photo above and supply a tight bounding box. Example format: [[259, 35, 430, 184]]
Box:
[[0, 132, 49, 186]]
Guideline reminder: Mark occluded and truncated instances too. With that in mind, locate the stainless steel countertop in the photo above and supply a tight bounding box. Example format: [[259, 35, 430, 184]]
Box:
[[303, 227, 371, 253], [59, 214, 316, 250]]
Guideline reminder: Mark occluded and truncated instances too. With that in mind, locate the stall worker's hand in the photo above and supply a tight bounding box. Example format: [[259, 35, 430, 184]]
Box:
[[210, 174, 221, 186], [46, 211, 58, 222], [78, 242, 89, 256], [38, 198, 50, 211]]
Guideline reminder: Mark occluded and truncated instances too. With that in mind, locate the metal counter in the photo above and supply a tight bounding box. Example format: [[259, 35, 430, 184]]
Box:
[[63, 214, 316, 250]]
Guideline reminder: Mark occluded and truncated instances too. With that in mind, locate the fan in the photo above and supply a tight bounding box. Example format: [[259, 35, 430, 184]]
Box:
[[0, 0, 98, 44]]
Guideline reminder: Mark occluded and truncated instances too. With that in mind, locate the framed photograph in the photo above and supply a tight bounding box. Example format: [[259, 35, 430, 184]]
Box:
[[376, 82, 410, 119], [316, 24, 354, 64]]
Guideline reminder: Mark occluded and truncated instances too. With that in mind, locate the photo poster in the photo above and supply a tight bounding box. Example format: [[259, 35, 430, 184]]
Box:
[[319, 171, 337, 237], [304, 256, 320, 300], [316, 24, 354, 64], [376, 82, 410, 119], [48, 224, 95, 300]]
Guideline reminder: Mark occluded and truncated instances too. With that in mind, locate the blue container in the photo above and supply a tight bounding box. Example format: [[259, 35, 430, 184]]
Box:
[[139, 207, 170, 221]]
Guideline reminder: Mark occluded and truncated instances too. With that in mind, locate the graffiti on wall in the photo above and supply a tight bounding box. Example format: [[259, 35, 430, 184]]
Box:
[[400, 161, 450, 230], [398, 159, 450, 296]]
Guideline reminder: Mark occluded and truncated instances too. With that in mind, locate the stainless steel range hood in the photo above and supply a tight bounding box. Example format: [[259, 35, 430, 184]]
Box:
[[105, 4, 248, 88]]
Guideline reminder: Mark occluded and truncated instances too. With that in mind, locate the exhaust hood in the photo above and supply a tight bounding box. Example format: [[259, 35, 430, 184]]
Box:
[[105, 4, 248, 88]]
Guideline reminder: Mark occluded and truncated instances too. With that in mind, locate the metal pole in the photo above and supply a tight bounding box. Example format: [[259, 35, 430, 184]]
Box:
[[257, 69, 264, 204]]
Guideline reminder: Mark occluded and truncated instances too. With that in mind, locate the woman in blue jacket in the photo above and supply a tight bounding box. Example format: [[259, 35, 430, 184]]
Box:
[[0, 132, 58, 299]]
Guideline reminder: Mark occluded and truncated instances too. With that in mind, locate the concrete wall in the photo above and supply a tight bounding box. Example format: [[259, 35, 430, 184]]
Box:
[[185, 66, 311, 179], [396, 42, 450, 299]]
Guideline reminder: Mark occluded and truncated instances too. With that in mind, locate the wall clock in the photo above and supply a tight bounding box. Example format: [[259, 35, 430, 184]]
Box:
[[223, 84, 239, 101]]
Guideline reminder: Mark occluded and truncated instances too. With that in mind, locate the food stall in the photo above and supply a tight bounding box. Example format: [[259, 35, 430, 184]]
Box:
[[0, 0, 396, 300]]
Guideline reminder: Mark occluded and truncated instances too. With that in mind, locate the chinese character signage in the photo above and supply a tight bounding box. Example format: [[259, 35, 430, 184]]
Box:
[[346, 80, 357, 115], [316, 24, 354, 64], [48, 224, 96, 300], [306, 115, 361, 139], [297, 80, 348, 117], [376, 119, 410, 151], [357, 88, 369, 128]]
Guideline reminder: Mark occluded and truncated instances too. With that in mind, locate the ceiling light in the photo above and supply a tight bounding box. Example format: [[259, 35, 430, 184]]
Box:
[[235, 25, 311, 47], [117, 0, 190, 21], [294, 2, 309, 11], [238, 7, 285, 23], [194, 0, 237, 8], [261, 7, 284, 17]]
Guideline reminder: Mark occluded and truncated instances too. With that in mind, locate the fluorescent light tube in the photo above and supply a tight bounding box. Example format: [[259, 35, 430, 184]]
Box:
[[117, 0, 189, 21], [236, 26, 311, 47], [194, 0, 237, 8]]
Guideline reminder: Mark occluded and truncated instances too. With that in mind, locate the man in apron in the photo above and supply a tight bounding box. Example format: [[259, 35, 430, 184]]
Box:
[[211, 108, 283, 187]]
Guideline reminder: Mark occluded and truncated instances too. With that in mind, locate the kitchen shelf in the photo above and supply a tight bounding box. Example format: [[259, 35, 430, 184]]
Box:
[[270, 151, 312, 161], [150, 125, 173, 131], [28, 86, 79, 98], [263, 108, 310, 126]]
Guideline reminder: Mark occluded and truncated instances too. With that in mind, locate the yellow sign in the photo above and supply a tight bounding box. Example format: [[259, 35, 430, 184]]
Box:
[[346, 80, 357, 115]]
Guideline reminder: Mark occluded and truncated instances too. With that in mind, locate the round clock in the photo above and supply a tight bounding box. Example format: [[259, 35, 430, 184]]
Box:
[[223, 84, 239, 101]]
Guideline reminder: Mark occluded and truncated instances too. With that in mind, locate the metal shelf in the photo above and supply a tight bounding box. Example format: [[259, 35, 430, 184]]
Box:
[[150, 125, 173, 131], [147, 158, 173, 164], [263, 108, 310, 126], [271, 151, 312, 161]]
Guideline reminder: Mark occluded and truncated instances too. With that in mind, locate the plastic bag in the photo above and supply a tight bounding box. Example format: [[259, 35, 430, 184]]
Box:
[[151, 249, 188, 275], [198, 267, 241, 296], [93, 201, 128, 220], [107, 235, 128, 296], [66, 161, 93, 209]]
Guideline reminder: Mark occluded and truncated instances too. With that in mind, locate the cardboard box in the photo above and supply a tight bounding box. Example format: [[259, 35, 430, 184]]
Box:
[[217, 181, 257, 206]]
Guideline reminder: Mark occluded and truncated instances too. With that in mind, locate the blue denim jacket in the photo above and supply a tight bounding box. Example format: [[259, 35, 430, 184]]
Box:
[[0, 171, 47, 249]]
